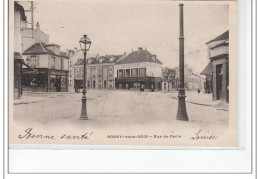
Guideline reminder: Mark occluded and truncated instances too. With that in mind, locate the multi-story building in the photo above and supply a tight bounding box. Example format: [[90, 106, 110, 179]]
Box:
[[22, 43, 70, 92], [74, 54, 126, 90], [174, 64, 205, 91], [162, 67, 176, 91], [66, 48, 81, 91], [201, 30, 229, 102], [114, 47, 163, 91], [13, 2, 36, 99], [187, 71, 205, 91]]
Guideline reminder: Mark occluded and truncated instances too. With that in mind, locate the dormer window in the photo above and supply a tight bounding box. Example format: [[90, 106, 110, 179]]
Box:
[[151, 55, 156, 61], [110, 57, 114, 62], [99, 58, 103, 63]]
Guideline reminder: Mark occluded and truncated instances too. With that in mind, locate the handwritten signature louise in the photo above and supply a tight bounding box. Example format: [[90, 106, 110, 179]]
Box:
[[18, 128, 93, 140], [190, 129, 218, 140]]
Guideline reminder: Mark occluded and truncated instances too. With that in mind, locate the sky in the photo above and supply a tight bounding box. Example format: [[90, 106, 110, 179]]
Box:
[[19, 0, 229, 73]]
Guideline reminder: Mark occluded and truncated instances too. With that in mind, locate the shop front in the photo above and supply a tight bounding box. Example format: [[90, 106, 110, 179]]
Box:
[[115, 77, 162, 91], [22, 68, 68, 92], [48, 69, 68, 92]]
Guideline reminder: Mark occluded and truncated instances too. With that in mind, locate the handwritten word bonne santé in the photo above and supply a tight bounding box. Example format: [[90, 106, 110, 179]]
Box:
[[18, 128, 93, 140]]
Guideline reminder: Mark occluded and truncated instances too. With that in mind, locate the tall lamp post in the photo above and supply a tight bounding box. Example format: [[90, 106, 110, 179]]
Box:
[[176, 4, 188, 121], [79, 35, 91, 120]]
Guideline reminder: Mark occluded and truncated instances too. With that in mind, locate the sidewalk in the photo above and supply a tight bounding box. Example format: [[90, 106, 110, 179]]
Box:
[[171, 91, 229, 111], [13, 95, 44, 105]]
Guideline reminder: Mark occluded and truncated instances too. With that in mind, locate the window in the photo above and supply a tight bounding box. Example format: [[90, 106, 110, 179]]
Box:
[[141, 68, 146, 77], [27, 56, 37, 68], [61, 76, 66, 88], [118, 70, 123, 78], [49, 75, 56, 87], [125, 69, 130, 77], [61, 58, 64, 70], [51, 57, 55, 69], [131, 68, 138, 77]]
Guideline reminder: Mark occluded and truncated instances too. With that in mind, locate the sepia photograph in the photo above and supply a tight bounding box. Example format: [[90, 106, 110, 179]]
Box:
[[10, 0, 237, 147]]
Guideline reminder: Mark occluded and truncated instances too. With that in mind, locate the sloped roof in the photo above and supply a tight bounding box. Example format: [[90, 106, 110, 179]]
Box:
[[116, 49, 162, 65], [74, 55, 121, 65], [206, 30, 229, 44], [45, 44, 60, 47], [23, 42, 69, 59], [200, 62, 212, 76]]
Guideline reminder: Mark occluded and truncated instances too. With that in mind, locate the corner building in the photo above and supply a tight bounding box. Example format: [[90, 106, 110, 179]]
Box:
[[114, 47, 163, 91]]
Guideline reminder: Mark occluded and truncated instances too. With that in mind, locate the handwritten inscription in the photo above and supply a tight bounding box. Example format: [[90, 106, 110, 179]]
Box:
[[190, 129, 218, 140], [18, 128, 93, 140]]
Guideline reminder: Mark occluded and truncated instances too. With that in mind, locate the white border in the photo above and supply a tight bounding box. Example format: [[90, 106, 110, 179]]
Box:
[[2, 0, 256, 177]]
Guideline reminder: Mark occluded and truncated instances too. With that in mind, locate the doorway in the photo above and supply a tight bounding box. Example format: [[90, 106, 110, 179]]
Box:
[[216, 64, 223, 100], [56, 75, 61, 92], [104, 80, 107, 89], [93, 80, 96, 89]]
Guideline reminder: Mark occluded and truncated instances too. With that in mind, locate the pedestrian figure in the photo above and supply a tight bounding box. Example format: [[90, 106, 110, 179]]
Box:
[[198, 88, 200, 94], [74, 83, 78, 93]]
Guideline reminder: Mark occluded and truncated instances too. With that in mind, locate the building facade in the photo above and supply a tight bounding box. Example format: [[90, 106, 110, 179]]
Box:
[[114, 47, 163, 91], [22, 43, 70, 92], [174, 64, 205, 91], [14, 2, 27, 99], [13, 2, 36, 99], [66, 48, 82, 91], [74, 54, 124, 90], [162, 67, 176, 91], [202, 30, 229, 102]]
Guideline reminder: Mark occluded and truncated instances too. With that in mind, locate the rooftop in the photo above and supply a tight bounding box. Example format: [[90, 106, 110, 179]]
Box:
[[206, 30, 229, 44], [23, 42, 69, 59], [116, 48, 162, 65], [74, 54, 124, 65]]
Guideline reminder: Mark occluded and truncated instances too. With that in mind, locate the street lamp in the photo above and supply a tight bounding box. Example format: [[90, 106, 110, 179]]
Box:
[[176, 4, 188, 121], [79, 35, 91, 120]]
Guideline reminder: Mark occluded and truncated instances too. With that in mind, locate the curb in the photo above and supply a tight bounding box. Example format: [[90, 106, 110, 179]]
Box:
[[172, 97, 229, 111]]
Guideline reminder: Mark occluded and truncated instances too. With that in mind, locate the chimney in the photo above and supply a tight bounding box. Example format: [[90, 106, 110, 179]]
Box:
[[124, 52, 126, 55], [138, 47, 143, 54]]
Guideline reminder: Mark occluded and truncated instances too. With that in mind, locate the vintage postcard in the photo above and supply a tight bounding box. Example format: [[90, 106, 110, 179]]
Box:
[[9, 0, 238, 147]]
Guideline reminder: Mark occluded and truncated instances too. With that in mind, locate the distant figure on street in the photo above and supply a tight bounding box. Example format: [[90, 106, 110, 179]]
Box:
[[198, 88, 201, 94], [74, 83, 78, 93]]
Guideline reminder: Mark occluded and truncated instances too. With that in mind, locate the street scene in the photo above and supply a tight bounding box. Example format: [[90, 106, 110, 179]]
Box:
[[11, 1, 235, 146]]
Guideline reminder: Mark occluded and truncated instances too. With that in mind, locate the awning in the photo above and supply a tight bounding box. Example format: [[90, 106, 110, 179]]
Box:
[[200, 62, 212, 76]]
